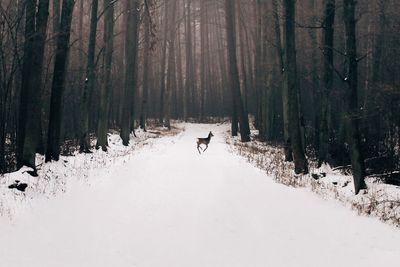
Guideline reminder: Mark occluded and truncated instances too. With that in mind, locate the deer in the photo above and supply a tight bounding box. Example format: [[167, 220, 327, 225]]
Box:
[[197, 131, 214, 154]]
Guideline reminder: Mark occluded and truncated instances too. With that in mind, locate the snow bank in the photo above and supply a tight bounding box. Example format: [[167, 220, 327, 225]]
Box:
[[226, 129, 400, 227], [0, 126, 183, 220]]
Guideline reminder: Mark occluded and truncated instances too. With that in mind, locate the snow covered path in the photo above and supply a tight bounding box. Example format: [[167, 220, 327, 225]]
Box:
[[1, 123, 400, 267]]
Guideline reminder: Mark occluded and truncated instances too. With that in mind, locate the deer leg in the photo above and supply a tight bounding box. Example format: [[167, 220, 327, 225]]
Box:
[[197, 144, 202, 154], [203, 144, 208, 152]]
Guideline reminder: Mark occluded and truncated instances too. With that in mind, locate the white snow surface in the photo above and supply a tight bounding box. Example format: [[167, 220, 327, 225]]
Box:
[[1, 123, 400, 267]]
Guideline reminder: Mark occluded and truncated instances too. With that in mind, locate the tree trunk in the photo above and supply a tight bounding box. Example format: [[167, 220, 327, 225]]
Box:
[[343, 0, 366, 194], [184, 0, 194, 121], [46, 0, 75, 162], [307, 0, 320, 155], [17, 0, 49, 173], [319, 0, 335, 166], [176, 20, 184, 119], [17, 0, 35, 170], [191, 2, 197, 118], [140, 5, 151, 131], [225, 0, 250, 142], [254, 0, 262, 132], [96, 0, 115, 151], [78, 0, 84, 85], [159, 0, 168, 125], [273, 0, 293, 161], [238, 3, 249, 114], [79, 0, 99, 153], [243, 13, 255, 116], [283, 0, 308, 174], [199, 0, 207, 121], [120, 0, 139, 145], [164, 0, 178, 129], [75, 0, 84, 138], [53, 0, 60, 48], [261, 1, 274, 141], [215, 9, 229, 118], [0, 39, 3, 172]]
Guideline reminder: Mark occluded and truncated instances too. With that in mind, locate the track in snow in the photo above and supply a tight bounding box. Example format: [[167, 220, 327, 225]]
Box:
[[1, 123, 400, 267]]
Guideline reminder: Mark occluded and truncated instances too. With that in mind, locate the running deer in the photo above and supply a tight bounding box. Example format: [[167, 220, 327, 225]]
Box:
[[197, 131, 214, 154]]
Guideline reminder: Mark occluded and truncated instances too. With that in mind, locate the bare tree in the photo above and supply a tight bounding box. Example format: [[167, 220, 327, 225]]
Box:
[[97, 0, 115, 150], [225, 0, 250, 142], [184, 0, 194, 121], [46, 0, 75, 162], [120, 0, 139, 145], [283, 0, 308, 174], [140, 0, 151, 131], [343, 0, 366, 194], [272, 0, 293, 161], [80, 0, 99, 153], [158, 0, 168, 125], [164, 0, 177, 129], [17, 0, 49, 174], [319, 0, 336, 166]]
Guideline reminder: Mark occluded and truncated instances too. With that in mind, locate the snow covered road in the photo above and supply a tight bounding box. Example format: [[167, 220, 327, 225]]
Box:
[[1, 123, 400, 267]]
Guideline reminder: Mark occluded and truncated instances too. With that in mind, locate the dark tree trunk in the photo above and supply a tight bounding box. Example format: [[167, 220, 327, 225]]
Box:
[[75, 0, 84, 138], [307, 0, 319, 155], [46, 0, 75, 162], [238, 2, 249, 114], [78, 0, 84, 83], [18, 0, 49, 173], [261, 1, 274, 141], [164, 0, 177, 129], [191, 5, 197, 118], [120, 0, 139, 145], [158, 0, 168, 125], [215, 9, 229, 118], [243, 11, 255, 116], [53, 0, 60, 48], [199, 0, 207, 121], [283, 0, 308, 174], [184, 0, 194, 121], [319, 0, 335, 166], [176, 19, 184, 119], [343, 0, 366, 194], [17, 0, 36, 170], [273, 0, 293, 161], [80, 0, 99, 153], [372, 0, 386, 85], [225, 0, 250, 142], [140, 5, 151, 131], [31, 0, 49, 154], [0, 39, 3, 172], [254, 1, 262, 132], [96, 0, 115, 151]]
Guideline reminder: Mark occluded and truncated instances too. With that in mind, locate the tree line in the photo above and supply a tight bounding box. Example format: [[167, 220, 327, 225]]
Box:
[[1, 0, 399, 194]]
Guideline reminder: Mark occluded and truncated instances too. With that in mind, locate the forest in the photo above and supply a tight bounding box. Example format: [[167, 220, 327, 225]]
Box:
[[0, 0, 399, 195]]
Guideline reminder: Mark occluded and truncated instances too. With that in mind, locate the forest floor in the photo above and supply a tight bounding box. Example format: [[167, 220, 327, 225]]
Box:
[[1, 123, 400, 267]]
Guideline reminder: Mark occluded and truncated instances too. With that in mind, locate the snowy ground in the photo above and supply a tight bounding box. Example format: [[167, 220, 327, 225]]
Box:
[[0, 126, 181, 219], [1, 123, 400, 267]]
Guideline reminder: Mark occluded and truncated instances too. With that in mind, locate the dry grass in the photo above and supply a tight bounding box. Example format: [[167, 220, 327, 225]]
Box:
[[226, 138, 306, 188]]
